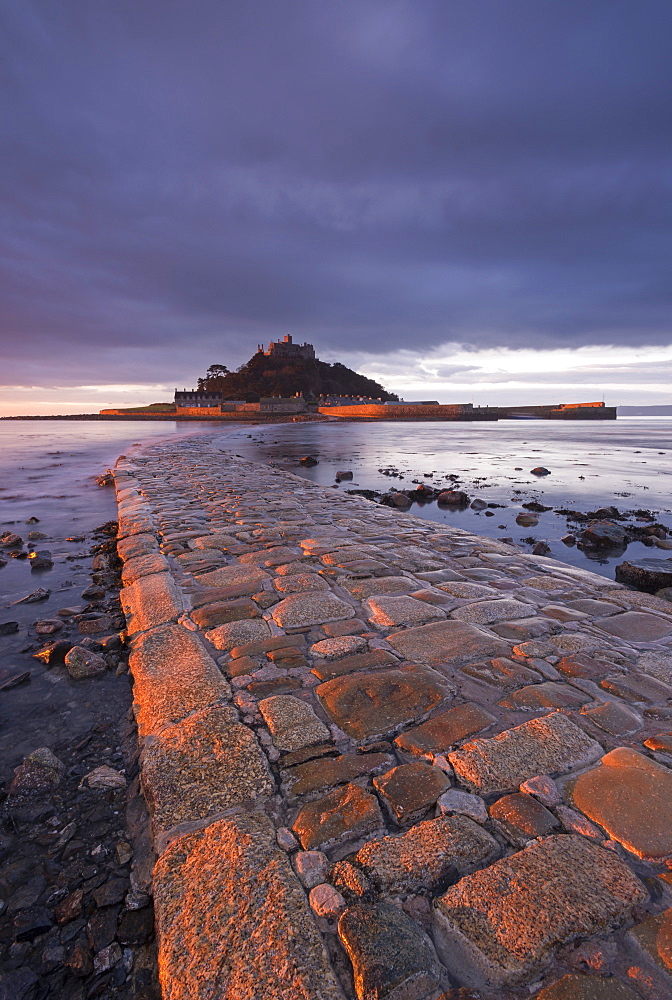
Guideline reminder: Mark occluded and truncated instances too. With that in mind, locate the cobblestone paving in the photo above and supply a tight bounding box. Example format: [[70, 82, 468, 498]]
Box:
[[114, 435, 672, 1000]]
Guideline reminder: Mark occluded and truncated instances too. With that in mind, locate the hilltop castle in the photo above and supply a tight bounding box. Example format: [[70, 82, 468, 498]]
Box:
[[257, 334, 315, 361]]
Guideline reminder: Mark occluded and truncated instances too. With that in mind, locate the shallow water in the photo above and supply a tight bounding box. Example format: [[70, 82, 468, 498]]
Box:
[[0, 420, 226, 771], [222, 417, 672, 580]]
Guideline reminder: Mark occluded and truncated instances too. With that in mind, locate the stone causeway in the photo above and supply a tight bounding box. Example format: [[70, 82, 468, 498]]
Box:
[[114, 433, 672, 999]]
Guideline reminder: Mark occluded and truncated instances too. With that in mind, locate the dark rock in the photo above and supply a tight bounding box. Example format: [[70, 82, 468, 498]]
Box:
[[0, 621, 19, 635], [615, 557, 672, 594], [531, 541, 551, 555], [0, 670, 31, 690], [28, 550, 54, 569], [299, 456, 318, 466], [0, 532, 24, 548], [0, 968, 39, 1000], [81, 585, 106, 600], [9, 747, 65, 796], [530, 467, 551, 476], [93, 879, 128, 908], [591, 505, 620, 519], [336, 470, 353, 481], [338, 902, 441, 1000], [95, 472, 114, 487], [580, 521, 628, 548], [13, 906, 54, 941], [12, 588, 50, 604], [522, 501, 553, 512], [67, 940, 94, 977], [32, 639, 75, 665], [64, 646, 107, 679], [561, 534, 576, 546], [470, 498, 488, 510], [54, 889, 84, 924], [116, 906, 154, 945], [437, 490, 470, 506], [87, 907, 119, 951]]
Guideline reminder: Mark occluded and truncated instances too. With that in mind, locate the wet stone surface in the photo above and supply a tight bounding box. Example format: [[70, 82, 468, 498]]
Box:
[[0, 522, 159, 1000], [104, 438, 672, 1000]]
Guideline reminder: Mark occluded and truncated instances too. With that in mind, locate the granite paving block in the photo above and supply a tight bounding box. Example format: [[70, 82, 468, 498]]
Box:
[[338, 902, 441, 1000], [292, 783, 384, 851], [273, 573, 330, 593], [271, 592, 356, 628], [644, 732, 672, 752], [354, 815, 498, 894], [599, 672, 672, 703], [141, 706, 273, 843], [205, 617, 271, 651], [386, 619, 509, 666], [341, 575, 417, 600], [489, 792, 558, 846], [311, 648, 399, 681], [120, 552, 170, 585], [394, 702, 496, 755], [556, 653, 611, 680], [282, 752, 393, 799], [153, 812, 345, 1000], [499, 680, 591, 711], [534, 975, 642, 999], [626, 907, 672, 980], [461, 658, 541, 688], [580, 701, 642, 736], [363, 595, 447, 627], [636, 650, 672, 686], [317, 665, 452, 741], [259, 695, 331, 751], [190, 598, 260, 628], [121, 573, 183, 634], [309, 636, 368, 660], [594, 610, 672, 642], [449, 713, 602, 794], [569, 747, 672, 858], [451, 598, 537, 624], [373, 762, 451, 825], [433, 835, 647, 988], [128, 624, 231, 737], [196, 563, 270, 591], [116, 532, 159, 562]]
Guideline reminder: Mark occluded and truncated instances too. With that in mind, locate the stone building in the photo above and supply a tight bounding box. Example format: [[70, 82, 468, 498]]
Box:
[[257, 334, 315, 361]]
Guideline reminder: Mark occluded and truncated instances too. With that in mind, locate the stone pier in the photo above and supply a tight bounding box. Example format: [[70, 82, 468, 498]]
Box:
[[114, 434, 672, 999]]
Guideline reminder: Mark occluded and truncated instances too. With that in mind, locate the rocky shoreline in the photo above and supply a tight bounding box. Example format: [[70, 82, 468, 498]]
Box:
[[0, 524, 158, 1000], [111, 435, 671, 998]]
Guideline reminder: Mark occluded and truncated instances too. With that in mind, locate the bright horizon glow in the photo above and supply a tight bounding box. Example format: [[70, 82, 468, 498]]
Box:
[[1, 342, 671, 416]]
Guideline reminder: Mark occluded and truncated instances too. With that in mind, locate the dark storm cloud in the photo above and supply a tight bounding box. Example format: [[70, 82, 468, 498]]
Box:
[[1, 0, 671, 383]]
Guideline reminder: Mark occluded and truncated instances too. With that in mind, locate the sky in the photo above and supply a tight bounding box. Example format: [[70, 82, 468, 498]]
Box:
[[1, 0, 671, 415]]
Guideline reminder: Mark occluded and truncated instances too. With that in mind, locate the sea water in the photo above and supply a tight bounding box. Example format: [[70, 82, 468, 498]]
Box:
[[223, 417, 672, 580]]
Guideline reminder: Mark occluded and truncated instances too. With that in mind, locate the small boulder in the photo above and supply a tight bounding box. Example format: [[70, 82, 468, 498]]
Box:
[[580, 520, 627, 548], [516, 512, 539, 527], [28, 550, 53, 569], [0, 532, 23, 548], [9, 747, 65, 796], [13, 587, 50, 604], [336, 470, 353, 481], [615, 557, 672, 594], [300, 456, 318, 466], [437, 490, 470, 506], [64, 645, 107, 679], [530, 467, 551, 476], [81, 766, 127, 790]]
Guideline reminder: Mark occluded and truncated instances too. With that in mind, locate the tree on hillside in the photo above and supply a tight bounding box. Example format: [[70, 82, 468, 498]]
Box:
[[196, 351, 398, 402]]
